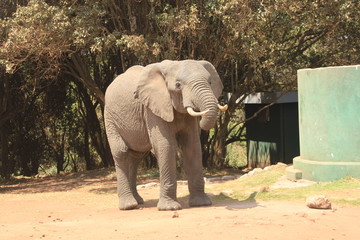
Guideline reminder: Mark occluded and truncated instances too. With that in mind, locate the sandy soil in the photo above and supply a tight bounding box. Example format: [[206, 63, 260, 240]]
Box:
[[0, 168, 359, 240]]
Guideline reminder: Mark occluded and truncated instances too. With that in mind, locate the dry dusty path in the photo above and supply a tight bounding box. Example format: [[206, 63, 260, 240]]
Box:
[[0, 169, 359, 240]]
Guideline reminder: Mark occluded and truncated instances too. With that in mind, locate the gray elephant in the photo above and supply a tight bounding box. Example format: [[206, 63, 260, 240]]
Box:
[[104, 59, 227, 211]]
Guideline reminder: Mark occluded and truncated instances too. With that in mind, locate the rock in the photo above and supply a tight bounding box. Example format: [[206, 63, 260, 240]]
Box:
[[221, 175, 236, 181], [306, 195, 332, 209], [276, 162, 287, 166], [206, 177, 222, 182], [239, 174, 249, 179], [205, 175, 238, 183], [221, 190, 234, 195], [145, 182, 158, 188], [136, 182, 158, 189], [248, 168, 263, 176], [177, 180, 188, 185], [258, 186, 270, 192], [263, 166, 272, 171]]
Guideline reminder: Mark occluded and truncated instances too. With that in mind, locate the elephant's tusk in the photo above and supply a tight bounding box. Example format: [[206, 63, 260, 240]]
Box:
[[186, 107, 209, 117], [218, 104, 228, 111]]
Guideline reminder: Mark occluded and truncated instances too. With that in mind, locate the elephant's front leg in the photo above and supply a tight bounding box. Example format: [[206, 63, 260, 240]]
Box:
[[156, 144, 182, 210], [147, 115, 182, 211], [179, 122, 212, 207]]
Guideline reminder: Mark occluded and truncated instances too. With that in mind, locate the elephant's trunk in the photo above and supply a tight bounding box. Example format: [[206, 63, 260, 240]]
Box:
[[198, 96, 219, 131], [184, 80, 219, 131]]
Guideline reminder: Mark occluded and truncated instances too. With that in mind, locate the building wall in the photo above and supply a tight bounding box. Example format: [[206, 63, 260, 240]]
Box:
[[245, 103, 299, 168]]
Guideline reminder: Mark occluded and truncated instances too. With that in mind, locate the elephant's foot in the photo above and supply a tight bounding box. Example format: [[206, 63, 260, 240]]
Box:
[[119, 196, 139, 210], [189, 193, 212, 207], [157, 197, 182, 211]]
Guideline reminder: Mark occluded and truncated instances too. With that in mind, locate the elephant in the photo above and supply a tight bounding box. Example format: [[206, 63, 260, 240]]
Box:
[[104, 59, 227, 211]]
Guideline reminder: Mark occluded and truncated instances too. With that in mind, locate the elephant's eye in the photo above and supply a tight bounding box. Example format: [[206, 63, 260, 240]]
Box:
[[175, 81, 181, 89]]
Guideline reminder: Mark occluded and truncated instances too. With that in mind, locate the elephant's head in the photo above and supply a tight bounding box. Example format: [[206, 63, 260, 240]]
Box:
[[136, 60, 226, 131]]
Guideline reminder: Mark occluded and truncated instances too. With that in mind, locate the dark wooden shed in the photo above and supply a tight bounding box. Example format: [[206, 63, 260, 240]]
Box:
[[244, 92, 299, 168]]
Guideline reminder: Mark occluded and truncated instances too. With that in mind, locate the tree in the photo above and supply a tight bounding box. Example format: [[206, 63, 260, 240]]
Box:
[[193, 0, 360, 167], [1, 0, 359, 177]]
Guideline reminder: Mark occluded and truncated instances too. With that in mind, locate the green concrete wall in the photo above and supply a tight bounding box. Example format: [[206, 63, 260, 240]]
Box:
[[288, 65, 360, 181]]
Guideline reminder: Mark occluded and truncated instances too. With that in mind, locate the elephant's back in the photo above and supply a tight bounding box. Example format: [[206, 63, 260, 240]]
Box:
[[105, 65, 144, 108], [105, 65, 143, 98]]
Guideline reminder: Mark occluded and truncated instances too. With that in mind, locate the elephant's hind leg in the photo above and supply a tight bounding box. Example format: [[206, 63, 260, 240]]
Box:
[[105, 118, 139, 210], [114, 153, 139, 210]]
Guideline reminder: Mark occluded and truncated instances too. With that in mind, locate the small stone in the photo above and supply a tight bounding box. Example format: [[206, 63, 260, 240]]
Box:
[[136, 182, 158, 189], [258, 186, 270, 192], [172, 211, 179, 218], [296, 212, 308, 218], [306, 195, 332, 209], [145, 182, 158, 188]]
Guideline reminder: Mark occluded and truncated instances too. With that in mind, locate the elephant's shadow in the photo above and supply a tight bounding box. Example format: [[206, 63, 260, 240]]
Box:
[[88, 184, 261, 211], [215, 192, 262, 210], [140, 192, 260, 210]]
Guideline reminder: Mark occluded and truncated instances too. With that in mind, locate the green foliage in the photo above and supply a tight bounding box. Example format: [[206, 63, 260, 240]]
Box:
[[226, 142, 247, 168], [1, 0, 71, 76], [259, 176, 360, 204], [1, 0, 359, 177]]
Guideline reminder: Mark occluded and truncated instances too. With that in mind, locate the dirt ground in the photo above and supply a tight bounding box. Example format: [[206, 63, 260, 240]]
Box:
[[1, 168, 359, 240]]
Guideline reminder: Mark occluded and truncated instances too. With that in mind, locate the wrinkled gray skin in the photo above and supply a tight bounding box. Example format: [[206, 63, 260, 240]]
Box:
[[104, 60, 224, 211]]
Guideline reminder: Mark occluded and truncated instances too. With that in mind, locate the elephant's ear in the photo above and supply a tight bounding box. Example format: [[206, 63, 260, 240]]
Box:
[[136, 64, 174, 122], [199, 61, 224, 99]]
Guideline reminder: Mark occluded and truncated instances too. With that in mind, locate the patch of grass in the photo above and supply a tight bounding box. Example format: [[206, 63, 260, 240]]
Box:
[[209, 165, 285, 191], [331, 198, 360, 206], [259, 177, 360, 200], [259, 176, 360, 203], [208, 165, 286, 202], [207, 165, 360, 206]]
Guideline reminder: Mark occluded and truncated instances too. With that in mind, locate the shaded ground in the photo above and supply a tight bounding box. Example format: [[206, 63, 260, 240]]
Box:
[[1, 168, 359, 240]]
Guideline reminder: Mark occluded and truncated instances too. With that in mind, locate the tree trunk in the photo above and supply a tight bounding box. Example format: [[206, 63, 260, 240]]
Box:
[[77, 82, 112, 168], [0, 125, 10, 178], [67, 54, 105, 106], [200, 130, 210, 168], [56, 131, 66, 174], [208, 91, 240, 169], [84, 125, 94, 170], [210, 118, 228, 169]]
